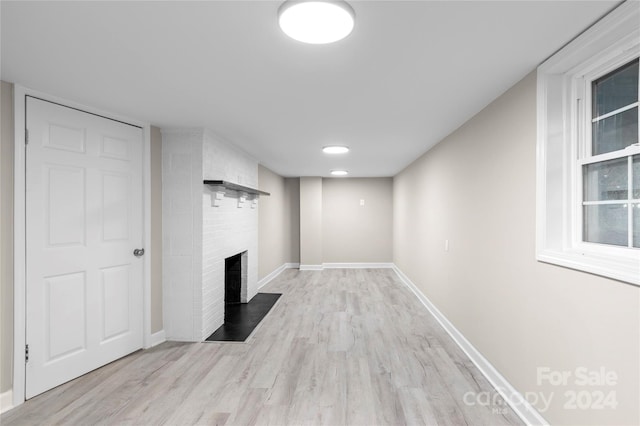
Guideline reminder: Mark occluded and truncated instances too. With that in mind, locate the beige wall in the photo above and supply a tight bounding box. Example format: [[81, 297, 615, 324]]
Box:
[[393, 71, 639, 425], [285, 178, 300, 265], [150, 126, 163, 333], [299, 177, 323, 266], [261, 173, 393, 272], [322, 178, 392, 263], [1, 81, 15, 394], [257, 165, 300, 279]]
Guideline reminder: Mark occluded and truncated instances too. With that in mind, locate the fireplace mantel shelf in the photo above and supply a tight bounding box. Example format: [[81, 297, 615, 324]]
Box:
[[204, 180, 270, 196]]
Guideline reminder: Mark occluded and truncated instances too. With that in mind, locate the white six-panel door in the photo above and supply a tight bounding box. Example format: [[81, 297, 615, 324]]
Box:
[[25, 97, 144, 398]]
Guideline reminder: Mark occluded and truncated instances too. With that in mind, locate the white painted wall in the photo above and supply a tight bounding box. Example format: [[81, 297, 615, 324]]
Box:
[[161, 130, 203, 341]]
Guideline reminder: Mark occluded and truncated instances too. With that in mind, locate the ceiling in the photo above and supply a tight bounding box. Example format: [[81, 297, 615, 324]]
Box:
[[1, 0, 620, 177]]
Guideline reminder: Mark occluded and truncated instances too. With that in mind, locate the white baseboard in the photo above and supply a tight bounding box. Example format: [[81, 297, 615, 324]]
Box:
[[299, 262, 394, 271], [391, 265, 548, 426], [149, 330, 166, 348], [258, 263, 300, 290], [299, 264, 323, 271], [0, 389, 13, 414], [323, 262, 394, 269], [258, 263, 287, 289]]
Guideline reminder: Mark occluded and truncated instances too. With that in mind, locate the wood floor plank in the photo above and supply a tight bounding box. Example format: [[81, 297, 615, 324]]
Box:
[[1, 268, 524, 426]]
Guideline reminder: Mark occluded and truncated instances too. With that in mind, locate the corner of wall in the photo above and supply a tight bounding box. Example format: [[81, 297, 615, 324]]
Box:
[[0, 389, 14, 414], [1, 80, 15, 395], [149, 126, 163, 335]]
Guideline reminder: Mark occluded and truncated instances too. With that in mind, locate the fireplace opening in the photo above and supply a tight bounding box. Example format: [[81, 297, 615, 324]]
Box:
[[225, 253, 243, 305], [207, 249, 281, 343]]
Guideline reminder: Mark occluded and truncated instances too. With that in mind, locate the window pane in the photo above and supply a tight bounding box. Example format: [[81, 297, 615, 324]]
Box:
[[583, 204, 628, 246], [592, 107, 638, 155], [592, 59, 638, 118], [634, 204, 640, 248], [583, 157, 628, 201], [634, 155, 640, 199]]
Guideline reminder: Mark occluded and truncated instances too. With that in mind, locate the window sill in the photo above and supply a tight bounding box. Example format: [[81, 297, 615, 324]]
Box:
[[537, 249, 640, 286]]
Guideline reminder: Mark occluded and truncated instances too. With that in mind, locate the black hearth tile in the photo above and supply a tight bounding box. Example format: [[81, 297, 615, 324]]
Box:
[[205, 293, 282, 342]]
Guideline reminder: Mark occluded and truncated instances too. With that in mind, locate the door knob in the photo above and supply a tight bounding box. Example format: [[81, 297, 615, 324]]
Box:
[[133, 248, 145, 257]]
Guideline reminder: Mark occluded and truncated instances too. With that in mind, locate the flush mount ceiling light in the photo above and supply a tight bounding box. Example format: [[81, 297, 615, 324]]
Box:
[[278, 0, 355, 44], [330, 170, 349, 176], [322, 145, 350, 154]]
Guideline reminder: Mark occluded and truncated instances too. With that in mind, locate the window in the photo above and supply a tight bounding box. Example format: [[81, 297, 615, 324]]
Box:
[[581, 59, 639, 249], [537, 1, 640, 285]]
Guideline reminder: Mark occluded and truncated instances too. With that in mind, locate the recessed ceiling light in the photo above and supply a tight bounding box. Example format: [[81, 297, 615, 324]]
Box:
[[330, 170, 349, 176], [322, 146, 350, 154], [278, 1, 355, 44]]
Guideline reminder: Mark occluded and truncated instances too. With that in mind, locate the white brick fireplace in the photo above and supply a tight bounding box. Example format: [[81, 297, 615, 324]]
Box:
[[162, 129, 259, 341]]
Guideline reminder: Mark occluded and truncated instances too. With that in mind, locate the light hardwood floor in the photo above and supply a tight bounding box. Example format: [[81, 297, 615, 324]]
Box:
[[2, 268, 523, 425]]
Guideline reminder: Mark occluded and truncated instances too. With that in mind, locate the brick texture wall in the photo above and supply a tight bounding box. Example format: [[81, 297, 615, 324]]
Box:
[[202, 130, 258, 339], [162, 129, 258, 341]]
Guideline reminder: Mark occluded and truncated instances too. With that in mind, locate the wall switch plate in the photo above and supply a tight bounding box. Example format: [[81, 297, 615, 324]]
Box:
[[445, 239, 449, 252], [360, 199, 365, 206]]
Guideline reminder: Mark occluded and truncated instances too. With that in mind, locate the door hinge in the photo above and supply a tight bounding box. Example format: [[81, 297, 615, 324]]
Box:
[[25, 344, 29, 363], [25, 129, 29, 145]]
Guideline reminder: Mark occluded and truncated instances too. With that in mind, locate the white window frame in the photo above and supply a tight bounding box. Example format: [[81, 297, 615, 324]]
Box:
[[536, 0, 640, 286]]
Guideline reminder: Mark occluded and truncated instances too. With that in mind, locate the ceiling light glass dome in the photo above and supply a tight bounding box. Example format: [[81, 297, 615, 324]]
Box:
[[278, 1, 355, 44], [323, 146, 350, 154]]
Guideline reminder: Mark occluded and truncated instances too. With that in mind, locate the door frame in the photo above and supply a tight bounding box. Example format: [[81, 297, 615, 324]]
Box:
[[12, 85, 153, 408]]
